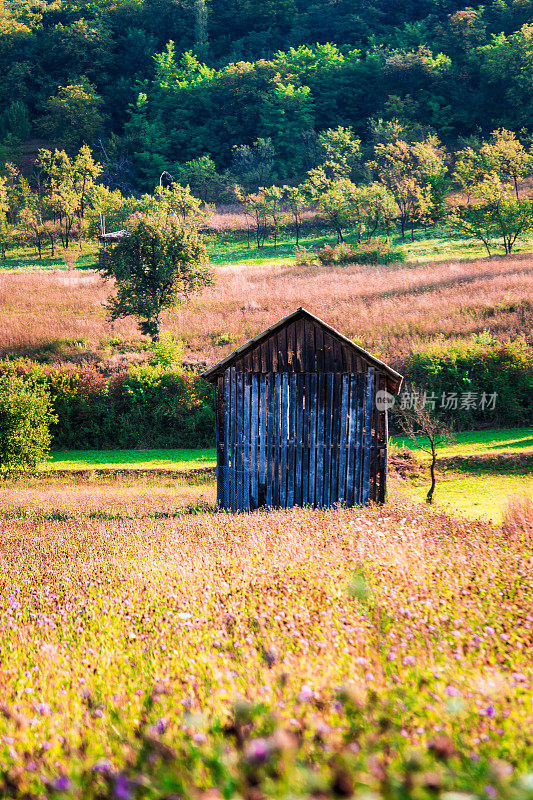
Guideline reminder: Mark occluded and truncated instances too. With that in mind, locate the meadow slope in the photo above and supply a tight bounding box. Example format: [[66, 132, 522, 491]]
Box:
[[0, 253, 531, 369]]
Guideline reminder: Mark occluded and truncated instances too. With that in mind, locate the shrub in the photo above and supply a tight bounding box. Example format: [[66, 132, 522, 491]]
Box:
[[316, 241, 404, 265], [293, 245, 316, 266], [401, 336, 532, 429], [0, 374, 57, 475], [0, 360, 215, 450]]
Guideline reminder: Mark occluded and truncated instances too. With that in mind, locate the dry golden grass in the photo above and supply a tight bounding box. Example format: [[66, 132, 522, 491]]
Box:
[[0, 253, 531, 366]]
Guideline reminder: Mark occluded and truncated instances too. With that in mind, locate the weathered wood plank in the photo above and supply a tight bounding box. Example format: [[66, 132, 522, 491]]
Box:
[[314, 323, 325, 372], [259, 373, 267, 507], [308, 372, 317, 507], [230, 367, 237, 512], [302, 372, 310, 507], [236, 371, 243, 511], [223, 370, 231, 510], [329, 372, 340, 505], [316, 372, 325, 507], [295, 373, 304, 505], [288, 372, 297, 507], [250, 373, 259, 510], [345, 374, 357, 506], [324, 372, 334, 507], [337, 373, 349, 504], [287, 322, 296, 372], [354, 373, 365, 506], [304, 319, 315, 372], [362, 367, 375, 506], [273, 373, 280, 506], [280, 372, 288, 508], [243, 372, 251, 511], [266, 374, 274, 508], [277, 328, 287, 371], [295, 320, 304, 371]]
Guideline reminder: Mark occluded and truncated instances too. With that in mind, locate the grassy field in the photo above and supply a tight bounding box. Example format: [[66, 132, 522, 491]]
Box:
[[47, 429, 533, 472], [0, 495, 531, 798], [3, 224, 533, 273], [1, 250, 531, 369]]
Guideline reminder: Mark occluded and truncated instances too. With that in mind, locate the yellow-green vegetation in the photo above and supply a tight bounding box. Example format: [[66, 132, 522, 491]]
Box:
[[399, 473, 532, 523], [393, 428, 533, 460], [47, 448, 216, 472], [0, 496, 531, 799]]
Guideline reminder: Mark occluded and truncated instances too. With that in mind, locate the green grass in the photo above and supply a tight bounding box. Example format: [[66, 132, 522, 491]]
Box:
[[3, 224, 533, 272], [207, 224, 533, 267], [47, 448, 216, 471], [0, 242, 99, 272], [392, 427, 533, 460], [400, 472, 532, 523], [48, 429, 532, 472]]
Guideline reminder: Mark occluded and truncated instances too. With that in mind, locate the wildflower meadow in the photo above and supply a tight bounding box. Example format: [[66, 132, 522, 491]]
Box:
[[0, 500, 531, 799]]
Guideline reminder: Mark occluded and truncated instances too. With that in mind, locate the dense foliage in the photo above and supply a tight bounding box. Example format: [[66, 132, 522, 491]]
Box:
[[0, 373, 56, 473], [0, 334, 529, 450], [1, 0, 533, 187], [0, 360, 215, 449]]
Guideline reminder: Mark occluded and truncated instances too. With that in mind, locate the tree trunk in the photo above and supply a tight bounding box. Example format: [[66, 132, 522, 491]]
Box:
[[295, 219, 299, 246], [426, 448, 436, 504]]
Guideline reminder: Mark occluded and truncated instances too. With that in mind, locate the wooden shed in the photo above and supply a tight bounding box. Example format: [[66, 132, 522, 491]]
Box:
[[202, 308, 402, 512]]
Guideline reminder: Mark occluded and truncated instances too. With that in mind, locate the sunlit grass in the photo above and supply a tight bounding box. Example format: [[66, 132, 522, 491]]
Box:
[[399, 472, 532, 523], [392, 427, 533, 460]]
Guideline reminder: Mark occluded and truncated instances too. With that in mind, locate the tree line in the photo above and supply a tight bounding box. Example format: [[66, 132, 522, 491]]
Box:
[[0, 0, 532, 188], [1, 124, 532, 263]]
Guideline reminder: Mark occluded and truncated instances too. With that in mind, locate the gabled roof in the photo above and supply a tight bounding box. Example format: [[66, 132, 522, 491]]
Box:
[[201, 307, 403, 392]]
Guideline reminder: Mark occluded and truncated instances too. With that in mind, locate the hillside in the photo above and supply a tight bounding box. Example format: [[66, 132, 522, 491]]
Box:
[[1, 0, 532, 188]]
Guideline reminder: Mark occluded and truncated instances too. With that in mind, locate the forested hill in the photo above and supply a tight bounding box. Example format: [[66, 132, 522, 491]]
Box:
[[1, 0, 532, 190]]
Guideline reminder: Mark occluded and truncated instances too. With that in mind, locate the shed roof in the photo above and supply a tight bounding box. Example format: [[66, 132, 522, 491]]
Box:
[[202, 307, 403, 392], [98, 229, 130, 243]]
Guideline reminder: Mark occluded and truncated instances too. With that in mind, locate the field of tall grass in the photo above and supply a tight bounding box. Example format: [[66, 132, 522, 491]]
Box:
[[0, 496, 531, 799], [1, 252, 531, 370]]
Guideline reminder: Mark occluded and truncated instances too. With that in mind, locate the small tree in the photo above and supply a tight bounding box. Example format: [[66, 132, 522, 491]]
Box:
[[283, 185, 307, 245], [263, 185, 284, 249], [395, 390, 454, 504], [448, 176, 533, 255], [316, 178, 358, 243], [99, 217, 213, 341], [0, 375, 57, 476]]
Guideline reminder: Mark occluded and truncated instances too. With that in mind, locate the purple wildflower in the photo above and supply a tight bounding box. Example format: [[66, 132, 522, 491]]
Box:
[[114, 773, 132, 800], [52, 775, 71, 792]]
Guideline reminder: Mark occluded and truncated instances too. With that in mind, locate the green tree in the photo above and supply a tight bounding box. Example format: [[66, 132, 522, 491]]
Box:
[[39, 79, 106, 151], [262, 185, 284, 248], [352, 183, 397, 240], [283, 184, 307, 245], [454, 129, 532, 200], [312, 126, 363, 182], [368, 134, 446, 239], [0, 375, 57, 476], [171, 156, 228, 203], [448, 177, 533, 255], [315, 178, 358, 243], [35, 145, 103, 248], [98, 217, 213, 341]]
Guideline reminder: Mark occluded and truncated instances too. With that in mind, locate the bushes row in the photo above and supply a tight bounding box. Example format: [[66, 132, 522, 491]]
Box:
[[316, 241, 405, 266], [0, 334, 529, 451], [295, 241, 405, 267], [0, 360, 215, 450], [398, 335, 532, 430]]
